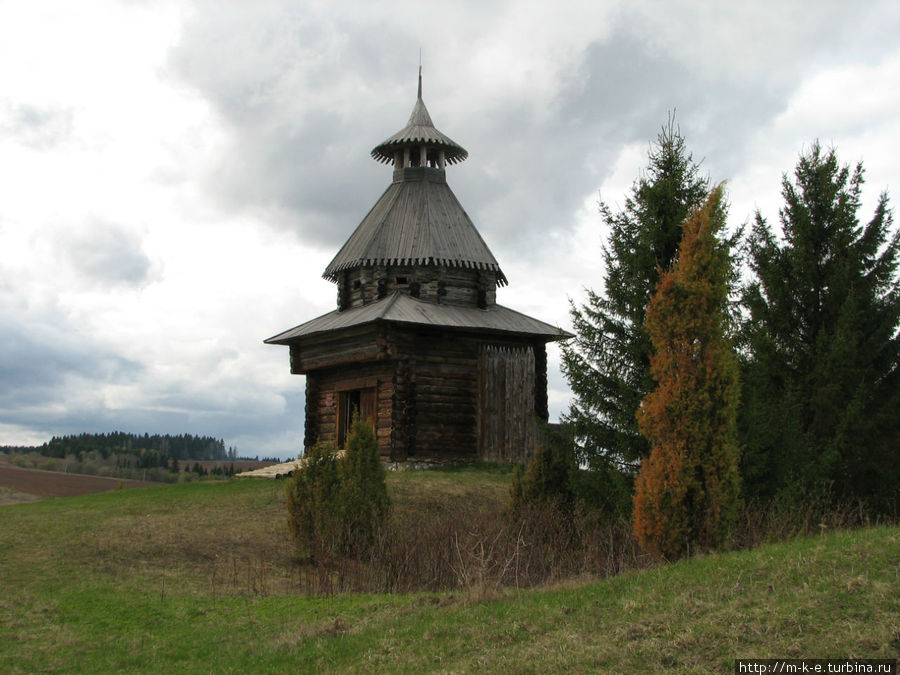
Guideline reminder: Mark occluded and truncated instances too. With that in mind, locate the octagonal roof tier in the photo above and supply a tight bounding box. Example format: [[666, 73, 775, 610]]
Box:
[[323, 167, 507, 285]]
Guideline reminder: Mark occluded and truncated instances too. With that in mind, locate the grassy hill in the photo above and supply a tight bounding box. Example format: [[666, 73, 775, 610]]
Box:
[[1, 470, 897, 673]]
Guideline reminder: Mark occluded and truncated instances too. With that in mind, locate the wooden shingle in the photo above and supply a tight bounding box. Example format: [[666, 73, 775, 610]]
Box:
[[265, 292, 569, 345], [323, 168, 507, 285]]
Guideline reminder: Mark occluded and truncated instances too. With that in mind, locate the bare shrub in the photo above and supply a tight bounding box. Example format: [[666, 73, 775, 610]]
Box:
[[284, 462, 897, 598], [732, 494, 884, 550], [10, 453, 37, 469], [289, 488, 645, 596]]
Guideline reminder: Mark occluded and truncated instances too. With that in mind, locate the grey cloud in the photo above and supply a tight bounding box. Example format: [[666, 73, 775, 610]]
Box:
[[167, 7, 794, 271], [204, 110, 388, 249], [165, 2, 900, 266], [0, 311, 303, 455], [460, 25, 800, 263], [55, 220, 152, 286], [169, 4, 417, 249], [169, 7, 648, 263], [448, 33, 700, 263], [564, 31, 791, 180], [0, 318, 142, 412]]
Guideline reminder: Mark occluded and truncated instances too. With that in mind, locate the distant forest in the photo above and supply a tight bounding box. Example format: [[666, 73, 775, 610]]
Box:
[[4, 432, 236, 465]]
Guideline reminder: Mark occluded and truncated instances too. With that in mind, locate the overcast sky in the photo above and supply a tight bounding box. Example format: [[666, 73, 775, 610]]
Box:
[[2, 1, 898, 459]]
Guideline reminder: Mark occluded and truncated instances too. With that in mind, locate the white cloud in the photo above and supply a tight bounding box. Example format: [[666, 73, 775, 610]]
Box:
[[1, 0, 898, 458], [727, 51, 900, 230]]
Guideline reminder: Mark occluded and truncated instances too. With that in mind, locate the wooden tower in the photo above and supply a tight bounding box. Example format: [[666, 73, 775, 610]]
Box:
[[266, 73, 570, 462]]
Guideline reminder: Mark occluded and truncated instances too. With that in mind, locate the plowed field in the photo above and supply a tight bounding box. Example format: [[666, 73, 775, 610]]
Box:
[[0, 464, 155, 504]]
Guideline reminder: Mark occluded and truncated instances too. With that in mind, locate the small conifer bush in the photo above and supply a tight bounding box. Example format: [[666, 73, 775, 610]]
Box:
[[338, 416, 390, 555], [508, 427, 577, 518], [285, 442, 341, 562], [286, 416, 390, 562]]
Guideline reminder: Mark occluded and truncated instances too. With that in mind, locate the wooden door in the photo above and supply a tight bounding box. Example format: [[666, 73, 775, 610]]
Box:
[[477, 344, 537, 463], [360, 388, 376, 425], [337, 387, 376, 448]]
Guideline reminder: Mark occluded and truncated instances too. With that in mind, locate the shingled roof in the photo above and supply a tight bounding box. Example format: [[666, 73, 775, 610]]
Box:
[[371, 72, 468, 165], [264, 292, 570, 345], [324, 70, 506, 284], [322, 168, 507, 284]]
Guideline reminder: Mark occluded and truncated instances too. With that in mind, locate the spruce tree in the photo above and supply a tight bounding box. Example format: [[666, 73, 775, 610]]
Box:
[[633, 186, 741, 559], [561, 117, 709, 477], [740, 143, 900, 510]]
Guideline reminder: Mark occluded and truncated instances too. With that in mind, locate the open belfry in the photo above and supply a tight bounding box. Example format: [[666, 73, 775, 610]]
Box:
[[266, 71, 570, 462]]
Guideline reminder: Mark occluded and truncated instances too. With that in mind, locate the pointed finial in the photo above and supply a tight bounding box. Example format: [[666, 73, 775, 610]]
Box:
[[418, 52, 423, 100]]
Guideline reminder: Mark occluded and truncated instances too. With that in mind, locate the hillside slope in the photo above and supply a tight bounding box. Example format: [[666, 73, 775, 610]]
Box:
[[0, 475, 896, 673]]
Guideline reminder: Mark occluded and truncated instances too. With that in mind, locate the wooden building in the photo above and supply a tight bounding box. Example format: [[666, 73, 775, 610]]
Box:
[[266, 73, 570, 463]]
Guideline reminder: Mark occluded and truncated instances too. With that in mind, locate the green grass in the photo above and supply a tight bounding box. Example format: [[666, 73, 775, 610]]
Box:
[[1, 471, 897, 673]]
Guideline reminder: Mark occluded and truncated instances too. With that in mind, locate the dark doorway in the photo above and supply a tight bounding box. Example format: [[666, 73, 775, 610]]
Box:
[[337, 388, 375, 448]]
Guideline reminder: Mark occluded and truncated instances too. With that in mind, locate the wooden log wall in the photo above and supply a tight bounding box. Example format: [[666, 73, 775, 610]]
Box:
[[390, 359, 412, 461], [298, 325, 550, 463], [390, 329, 480, 458], [477, 344, 538, 464], [337, 266, 498, 309], [290, 327, 380, 373], [303, 376, 319, 449], [304, 363, 395, 456]]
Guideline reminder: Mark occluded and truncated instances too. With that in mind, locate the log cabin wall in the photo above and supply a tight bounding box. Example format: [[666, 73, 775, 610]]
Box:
[[303, 375, 319, 449], [389, 328, 480, 459], [533, 340, 549, 420], [390, 358, 413, 461], [337, 266, 497, 310], [389, 328, 547, 461], [290, 326, 381, 373], [294, 325, 553, 462], [304, 362, 396, 456]]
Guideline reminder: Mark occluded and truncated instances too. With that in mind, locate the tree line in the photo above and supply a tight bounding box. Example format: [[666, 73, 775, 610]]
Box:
[[559, 119, 898, 559], [34, 432, 236, 465]]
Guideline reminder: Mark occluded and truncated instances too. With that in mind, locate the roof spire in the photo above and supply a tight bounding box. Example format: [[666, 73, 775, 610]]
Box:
[[370, 62, 468, 166]]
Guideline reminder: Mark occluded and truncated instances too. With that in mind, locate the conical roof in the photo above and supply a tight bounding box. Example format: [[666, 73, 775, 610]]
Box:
[[371, 71, 468, 165], [324, 73, 504, 286], [323, 171, 507, 285]]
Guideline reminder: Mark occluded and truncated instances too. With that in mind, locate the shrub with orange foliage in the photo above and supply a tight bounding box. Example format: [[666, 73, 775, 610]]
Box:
[[632, 186, 741, 560]]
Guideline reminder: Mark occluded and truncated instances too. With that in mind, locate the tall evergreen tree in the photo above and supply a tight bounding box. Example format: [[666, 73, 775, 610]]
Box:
[[633, 186, 741, 559], [741, 142, 900, 510], [561, 118, 709, 476]]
